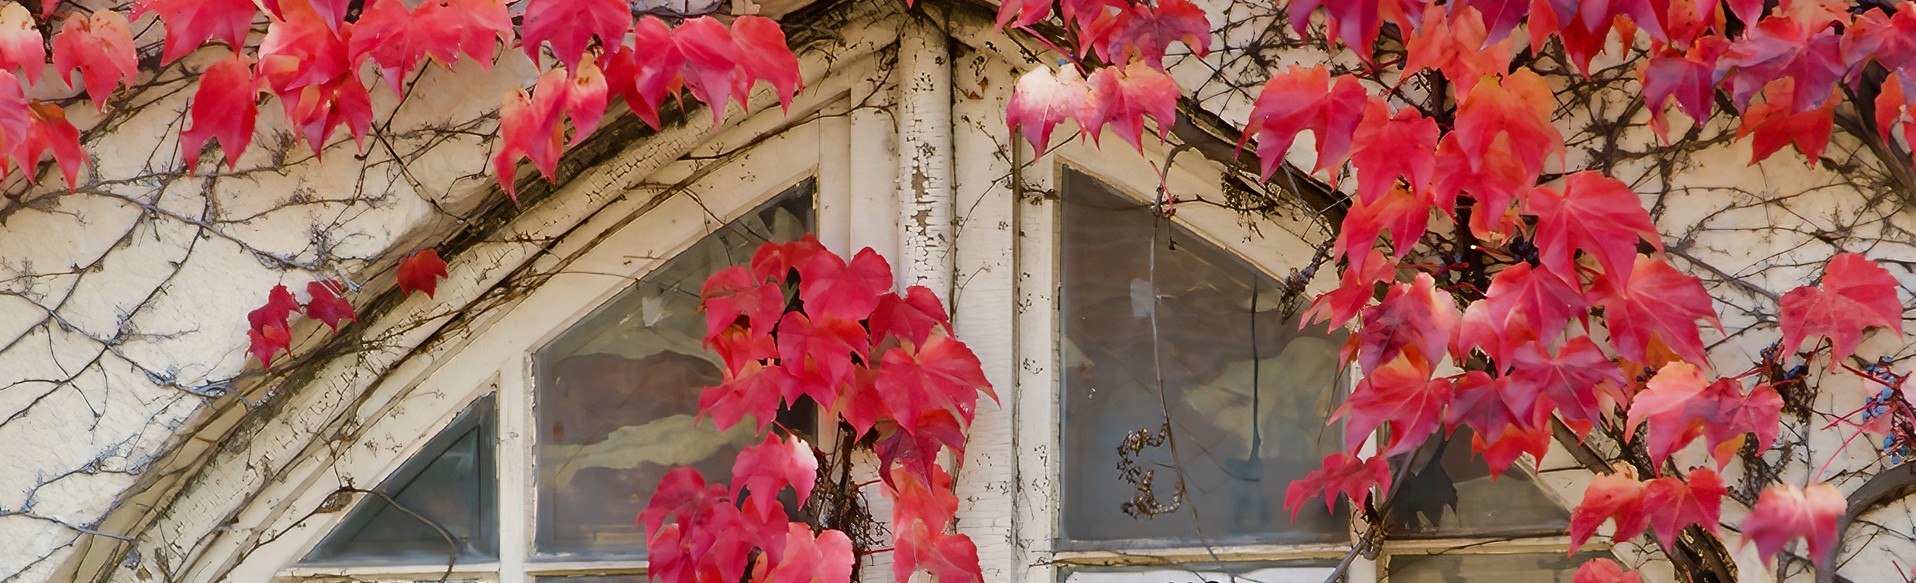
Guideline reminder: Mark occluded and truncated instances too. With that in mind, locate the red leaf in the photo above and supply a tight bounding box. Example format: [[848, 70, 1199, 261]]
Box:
[[258, 0, 349, 98], [732, 16, 802, 113], [1877, 72, 1916, 160], [732, 434, 818, 504], [675, 17, 746, 127], [1446, 370, 1526, 443], [1334, 183, 1431, 265], [1349, 97, 1438, 204], [1743, 482, 1846, 567], [1334, 356, 1451, 456], [1640, 37, 1728, 141], [1352, 273, 1458, 373], [1843, 3, 1916, 75], [707, 324, 775, 374], [1465, 263, 1587, 364], [1081, 59, 1179, 151], [1082, 0, 1210, 69], [1454, 0, 1530, 45], [892, 520, 984, 583], [181, 53, 258, 173], [1506, 337, 1625, 431], [1303, 247, 1395, 330], [1570, 470, 1649, 550], [700, 361, 795, 433], [1528, 171, 1662, 287], [1471, 421, 1550, 476], [768, 525, 854, 583], [563, 60, 609, 145], [1702, 380, 1783, 464], [248, 321, 293, 367], [396, 248, 448, 297], [777, 311, 869, 390], [520, 0, 632, 71], [750, 235, 827, 284], [1735, 78, 1837, 165], [1779, 252, 1904, 365], [796, 247, 892, 321], [1284, 453, 1392, 519], [1281, 0, 1422, 56], [1240, 65, 1366, 181], [1591, 255, 1720, 366], [602, 17, 685, 130], [304, 280, 355, 332], [1624, 361, 1712, 465], [1573, 558, 1644, 583], [0, 3, 45, 84], [1432, 69, 1561, 236], [18, 102, 84, 188], [133, 0, 256, 64], [701, 266, 786, 341], [1717, 13, 1843, 112], [1402, 5, 1514, 95], [1642, 468, 1725, 547], [875, 335, 994, 429], [995, 0, 1052, 30], [876, 409, 966, 485], [870, 285, 953, 347], [51, 10, 138, 108], [885, 462, 958, 529], [1006, 64, 1089, 154], [0, 72, 27, 174], [247, 284, 301, 367], [491, 75, 564, 200]]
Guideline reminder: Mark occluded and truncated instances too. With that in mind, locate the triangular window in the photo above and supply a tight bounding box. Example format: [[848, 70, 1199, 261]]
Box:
[[299, 394, 498, 566]]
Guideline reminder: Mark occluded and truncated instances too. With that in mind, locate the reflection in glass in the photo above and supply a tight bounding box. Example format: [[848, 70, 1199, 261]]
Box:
[[1064, 560, 1337, 583], [1058, 170, 1348, 546], [302, 395, 498, 565], [534, 184, 813, 558], [1387, 427, 1571, 538], [1386, 552, 1607, 582]]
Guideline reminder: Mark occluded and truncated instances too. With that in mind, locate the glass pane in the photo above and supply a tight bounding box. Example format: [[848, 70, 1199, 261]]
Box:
[[1387, 428, 1571, 538], [302, 395, 498, 565], [534, 183, 814, 558], [1064, 561, 1337, 583], [1058, 170, 1349, 546], [535, 576, 647, 583], [1385, 552, 1608, 582]]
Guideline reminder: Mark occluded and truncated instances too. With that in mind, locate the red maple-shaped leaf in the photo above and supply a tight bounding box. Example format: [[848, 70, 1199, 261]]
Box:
[[133, 0, 256, 64], [885, 462, 958, 529], [870, 285, 953, 348], [676, 17, 748, 127], [700, 361, 796, 433], [562, 60, 609, 145], [1433, 69, 1562, 236], [768, 524, 855, 583], [0, 3, 44, 84], [1281, 0, 1421, 56], [732, 16, 802, 113], [1463, 263, 1587, 364], [1877, 73, 1916, 160], [1843, 3, 1916, 75], [702, 266, 787, 341], [1352, 273, 1458, 373], [1081, 59, 1179, 151], [1570, 470, 1649, 550], [1335, 356, 1451, 456], [777, 311, 869, 390], [1779, 252, 1904, 365], [1446, 370, 1526, 443], [1717, 13, 1843, 113], [1240, 65, 1366, 181], [1527, 171, 1662, 288], [1743, 482, 1846, 567], [1082, 0, 1210, 69], [893, 520, 984, 583], [415, 0, 514, 69], [1572, 558, 1644, 583], [1641, 467, 1725, 547], [249, 322, 293, 367], [732, 434, 818, 504], [1736, 78, 1837, 165], [1302, 247, 1394, 330], [1402, 5, 1515, 95], [601, 17, 685, 130], [491, 75, 564, 200], [396, 248, 449, 297], [1285, 452, 1392, 519], [257, 0, 349, 98], [52, 10, 138, 108], [796, 247, 892, 321], [521, 0, 632, 71], [1702, 379, 1783, 464], [1624, 361, 1714, 465], [875, 334, 995, 428], [304, 280, 355, 332], [247, 284, 302, 367], [876, 409, 966, 486], [0, 72, 26, 177], [1506, 337, 1625, 432], [352, 0, 513, 94], [18, 102, 85, 188], [1591, 255, 1720, 366], [1335, 184, 1432, 266], [181, 52, 259, 173], [1472, 421, 1550, 476], [1640, 37, 1728, 142], [1006, 64, 1089, 154], [994, 0, 1052, 30], [749, 235, 827, 283], [1349, 97, 1438, 204], [707, 325, 776, 375], [640, 467, 725, 538]]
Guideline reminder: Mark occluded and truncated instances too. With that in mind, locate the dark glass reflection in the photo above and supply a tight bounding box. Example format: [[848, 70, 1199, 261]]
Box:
[[302, 394, 498, 565]]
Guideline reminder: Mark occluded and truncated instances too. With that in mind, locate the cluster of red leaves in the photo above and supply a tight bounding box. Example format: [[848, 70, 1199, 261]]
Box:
[[247, 248, 443, 368], [1000, 0, 1207, 152], [641, 435, 856, 583], [661, 237, 992, 583], [1000, 0, 1916, 574], [0, 0, 797, 198]]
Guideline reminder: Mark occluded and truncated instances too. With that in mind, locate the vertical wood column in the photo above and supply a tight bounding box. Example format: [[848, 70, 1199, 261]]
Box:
[[895, 20, 956, 297]]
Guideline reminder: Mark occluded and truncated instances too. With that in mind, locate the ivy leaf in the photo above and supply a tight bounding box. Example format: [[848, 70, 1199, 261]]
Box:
[[700, 361, 796, 433], [1506, 337, 1625, 432], [732, 16, 802, 113], [1778, 252, 1904, 365], [1284, 453, 1392, 519], [995, 0, 1052, 30], [885, 462, 958, 529], [1465, 263, 1587, 365], [1569, 470, 1649, 550], [1454, 0, 1529, 45], [246, 284, 301, 367], [0, 3, 45, 84], [181, 52, 259, 173], [870, 285, 953, 348], [1642, 468, 1725, 547], [777, 311, 869, 390], [1302, 247, 1395, 330], [1735, 78, 1837, 165], [874, 334, 995, 430], [520, 0, 632, 71], [396, 248, 449, 297], [1528, 171, 1662, 288], [563, 60, 609, 145], [796, 247, 892, 321], [133, 0, 256, 64], [1717, 13, 1843, 112], [1433, 69, 1561, 236], [702, 266, 787, 341], [1572, 558, 1644, 583], [1743, 483, 1846, 567], [1471, 418, 1550, 476], [1591, 255, 1721, 367], [0, 71, 26, 173], [1334, 356, 1451, 456], [1877, 72, 1916, 160], [1240, 64, 1367, 181], [248, 322, 293, 367], [1281, 0, 1421, 57], [731, 434, 818, 504], [52, 10, 138, 108], [1445, 370, 1525, 443], [1081, 59, 1179, 151], [1335, 183, 1432, 266], [19, 102, 84, 188], [602, 17, 685, 130], [1402, 4, 1514, 95], [258, 0, 350, 99], [768, 525, 854, 583], [876, 409, 965, 486], [1624, 361, 1713, 465], [1843, 3, 1916, 75], [1352, 273, 1458, 373], [1349, 97, 1438, 204], [893, 520, 984, 583], [1702, 379, 1783, 464], [675, 17, 747, 127], [1639, 37, 1728, 141], [304, 280, 355, 332], [491, 81, 563, 201], [349, 0, 454, 94], [1082, 0, 1210, 69], [1006, 64, 1089, 154]]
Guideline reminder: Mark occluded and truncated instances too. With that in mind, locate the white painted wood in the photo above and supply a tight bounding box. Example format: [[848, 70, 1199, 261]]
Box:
[[896, 20, 958, 296]]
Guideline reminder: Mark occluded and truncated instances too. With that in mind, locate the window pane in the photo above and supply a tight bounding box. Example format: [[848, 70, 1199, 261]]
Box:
[[535, 576, 646, 583], [1387, 428, 1571, 538], [1063, 561, 1337, 583], [302, 395, 498, 565], [1385, 552, 1608, 582], [534, 184, 814, 558], [1058, 170, 1348, 546]]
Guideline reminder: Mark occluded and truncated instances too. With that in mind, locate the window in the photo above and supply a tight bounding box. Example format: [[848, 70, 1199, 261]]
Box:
[[1048, 168, 1586, 580]]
